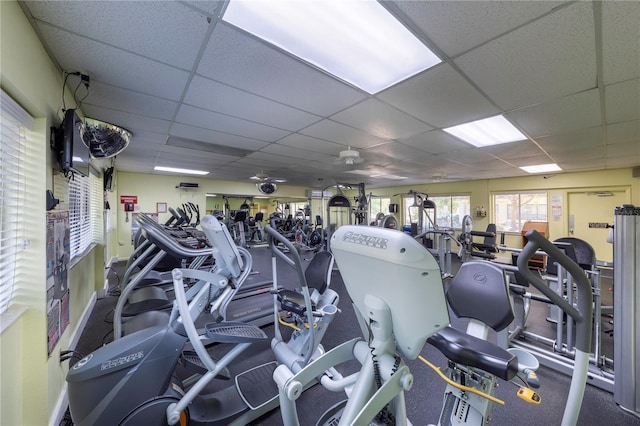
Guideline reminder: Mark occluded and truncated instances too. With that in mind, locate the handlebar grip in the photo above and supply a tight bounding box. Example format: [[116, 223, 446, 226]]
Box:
[[516, 230, 593, 352]]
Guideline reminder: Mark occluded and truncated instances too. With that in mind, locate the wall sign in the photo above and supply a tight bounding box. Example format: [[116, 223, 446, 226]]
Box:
[[120, 195, 137, 204]]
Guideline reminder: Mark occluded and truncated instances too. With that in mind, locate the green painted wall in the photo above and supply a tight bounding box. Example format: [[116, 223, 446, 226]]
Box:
[[1, 2, 104, 424]]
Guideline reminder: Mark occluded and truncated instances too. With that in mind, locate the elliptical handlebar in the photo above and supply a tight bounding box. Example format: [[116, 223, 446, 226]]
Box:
[[516, 230, 592, 352], [264, 224, 317, 366], [516, 229, 593, 426], [264, 225, 307, 289]]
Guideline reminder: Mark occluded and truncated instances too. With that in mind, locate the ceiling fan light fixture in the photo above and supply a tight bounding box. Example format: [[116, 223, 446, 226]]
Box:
[[337, 145, 363, 165]]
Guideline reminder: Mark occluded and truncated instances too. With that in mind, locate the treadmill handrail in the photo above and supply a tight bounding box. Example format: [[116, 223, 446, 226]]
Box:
[[137, 213, 210, 259], [516, 229, 593, 352]]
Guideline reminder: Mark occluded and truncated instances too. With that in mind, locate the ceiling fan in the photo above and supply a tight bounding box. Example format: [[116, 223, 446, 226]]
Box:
[[250, 171, 287, 183], [335, 146, 364, 166]]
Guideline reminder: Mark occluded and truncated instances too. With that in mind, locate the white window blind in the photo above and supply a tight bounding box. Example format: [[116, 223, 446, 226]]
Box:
[[67, 166, 103, 260], [0, 90, 34, 315]]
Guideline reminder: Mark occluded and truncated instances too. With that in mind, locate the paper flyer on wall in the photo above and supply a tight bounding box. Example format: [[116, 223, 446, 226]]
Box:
[[46, 211, 70, 356]]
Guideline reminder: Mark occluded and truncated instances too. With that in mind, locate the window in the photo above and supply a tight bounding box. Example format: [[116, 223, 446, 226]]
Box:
[[369, 197, 391, 223], [67, 168, 103, 260], [0, 90, 34, 315], [430, 195, 471, 229], [404, 195, 470, 229], [493, 192, 547, 232]]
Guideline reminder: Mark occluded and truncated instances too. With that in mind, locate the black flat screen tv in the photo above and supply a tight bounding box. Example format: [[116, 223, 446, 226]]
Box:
[[52, 109, 90, 177], [103, 166, 114, 191]]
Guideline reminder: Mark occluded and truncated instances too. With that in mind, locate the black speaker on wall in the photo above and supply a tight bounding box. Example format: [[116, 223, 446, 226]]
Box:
[[632, 166, 640, 178]]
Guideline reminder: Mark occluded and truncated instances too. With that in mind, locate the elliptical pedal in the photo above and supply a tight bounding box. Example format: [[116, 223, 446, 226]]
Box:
[[204, 321, 267, 343], [180, 350, 230, 380], [235, 362, 278, 410]]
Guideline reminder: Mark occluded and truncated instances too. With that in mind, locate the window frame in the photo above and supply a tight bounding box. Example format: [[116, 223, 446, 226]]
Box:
[[492, 191, 548, 233]]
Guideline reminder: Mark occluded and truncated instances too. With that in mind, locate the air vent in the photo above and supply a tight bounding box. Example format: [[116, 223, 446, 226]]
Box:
[[177, 182, 199, 189]]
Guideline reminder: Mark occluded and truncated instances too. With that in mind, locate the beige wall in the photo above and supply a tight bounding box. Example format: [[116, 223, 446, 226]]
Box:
[[113, 171, 310, 259], [357, 167, 638, 260], [1, 2, 104, 424]]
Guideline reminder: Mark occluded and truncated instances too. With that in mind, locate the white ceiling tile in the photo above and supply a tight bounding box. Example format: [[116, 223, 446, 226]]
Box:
[[81, 104, 171, 134], [330, 99, 432, 140], [36, 24, 190, 100], [261, 144, 335, 162], [84, 81, 178, 120], [399, 130, 471, 154], [606, 120, 640, 145], [183, 1, 224, 16], [114, 158, 154, 172], [378, 63, 498, 128], [484, 140, 549, 160], [455, 2, 597, 110], [606, 142, 640, 160], [557, 159, 606, 171], [184, 76, 321, 131], [508, 89, 602, 138], [235, 154, 307, 170], [125, 130, 168, 145], [299, 120, 389, 149], [503, 155, 557, 168], [158, 145, 239, 164], [196, 23, 368, 115], [605, 79, 640, 124], [393, 1, 565, 57], [536, 126, 605, 154], [276, 133, 347, 156], [601, 1, 640, 84], [439, 148, 498, 164], [175, 104, 290, 142], [365, 142, 440, 166], [28, 1, 209, 69], [169, 123, 270, 151], [551, 148, 604, 162]]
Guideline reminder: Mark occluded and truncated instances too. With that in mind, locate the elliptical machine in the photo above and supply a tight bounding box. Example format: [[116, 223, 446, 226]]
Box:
[[65, 215, 340, 425]]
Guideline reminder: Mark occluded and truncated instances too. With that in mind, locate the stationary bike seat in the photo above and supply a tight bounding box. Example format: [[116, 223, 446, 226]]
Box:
[[428, 326, 518, 381]]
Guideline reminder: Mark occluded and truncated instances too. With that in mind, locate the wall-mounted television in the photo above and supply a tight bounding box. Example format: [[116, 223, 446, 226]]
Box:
[[103, 166, 114, 192], [51, 109, 91, 177]]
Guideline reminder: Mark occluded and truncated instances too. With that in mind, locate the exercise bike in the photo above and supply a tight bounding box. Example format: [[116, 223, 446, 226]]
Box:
[[274, 227, 594, 426], [65, 215, 340, 425]]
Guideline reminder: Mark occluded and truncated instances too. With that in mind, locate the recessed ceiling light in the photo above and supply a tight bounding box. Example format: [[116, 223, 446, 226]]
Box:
[[443, 115, 527, 147], [154, 166, 209, 175], [520, 163, 562, 173], [222, 0, 440, 94]]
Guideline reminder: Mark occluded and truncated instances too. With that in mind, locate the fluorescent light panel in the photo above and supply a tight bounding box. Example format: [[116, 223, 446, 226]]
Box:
[[443, 115, 527, 147], [520, 163, 562, 173], [154, 166, 209, 175], [222, 0, 440, 94]]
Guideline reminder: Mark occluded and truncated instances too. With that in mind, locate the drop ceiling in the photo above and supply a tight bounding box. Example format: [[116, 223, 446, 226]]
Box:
[[19, 0, 640, 188]]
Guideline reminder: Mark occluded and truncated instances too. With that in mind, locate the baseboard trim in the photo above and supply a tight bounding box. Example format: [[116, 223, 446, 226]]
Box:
[[50, 291, 97, 426], [106, 256, 118, 269]]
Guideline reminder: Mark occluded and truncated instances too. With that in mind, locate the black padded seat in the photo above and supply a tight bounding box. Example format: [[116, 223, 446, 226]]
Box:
[[428, 327, 518, 381], [446, 261, 514, 332], [276, 251, 333, 316]]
